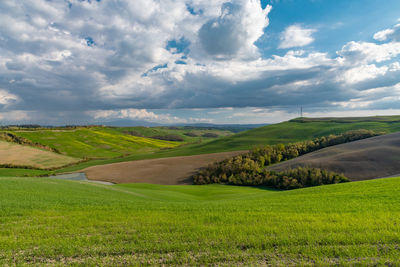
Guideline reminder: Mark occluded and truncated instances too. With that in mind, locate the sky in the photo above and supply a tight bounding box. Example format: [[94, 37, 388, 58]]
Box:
[[1, 0, 400, 125]]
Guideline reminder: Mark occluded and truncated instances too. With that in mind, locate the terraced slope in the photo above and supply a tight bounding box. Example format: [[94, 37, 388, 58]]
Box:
[[0, 141, 79, 168], [269, 131, 400, 180], [1, 177, 400, 265]]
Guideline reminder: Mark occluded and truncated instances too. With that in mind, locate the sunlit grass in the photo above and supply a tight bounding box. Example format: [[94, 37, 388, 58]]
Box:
[[1, 177, 400, 265]]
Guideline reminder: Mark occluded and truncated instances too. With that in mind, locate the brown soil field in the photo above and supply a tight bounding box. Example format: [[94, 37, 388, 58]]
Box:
[[0, 141, 79, 168], [83, 151, 247, 184], [269, 132, 400, 181]]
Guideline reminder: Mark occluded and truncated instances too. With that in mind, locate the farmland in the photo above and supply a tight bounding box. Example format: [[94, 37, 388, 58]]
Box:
[[269, 131, 400, 180], [6, 127, 181, 159], [1, 177, 400, 265], [1, 117, 400, 265], [176, 116, 400, 154], [83, 151, 246, 184], [2, 116, 400, 177], [0, 141, 79, 169], [46, 116, 400, 173]]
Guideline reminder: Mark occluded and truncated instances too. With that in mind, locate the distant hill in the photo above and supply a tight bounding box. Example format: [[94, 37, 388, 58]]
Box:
[[99, 120, 267, 132], [176, 123, 268, 133], [168, 115, 400, 155], [269, 131, 400, 180]]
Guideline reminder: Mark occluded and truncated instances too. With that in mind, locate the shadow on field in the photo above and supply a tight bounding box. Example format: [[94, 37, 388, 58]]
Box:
[[269, 131, 400, 181]]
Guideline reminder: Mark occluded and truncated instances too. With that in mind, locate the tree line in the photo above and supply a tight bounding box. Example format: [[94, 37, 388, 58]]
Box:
[[192, 129, 380, 189]]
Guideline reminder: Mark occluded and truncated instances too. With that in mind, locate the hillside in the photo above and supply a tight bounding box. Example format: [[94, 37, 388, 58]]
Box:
[[1, 177, 400, 265], [3, 116, 400, 176], [5, 127, 180, 159], [172, 116, 400, 154], [269, 131, 400, 180], [5, 126, 232, 159], [0, 141, 79, 169]]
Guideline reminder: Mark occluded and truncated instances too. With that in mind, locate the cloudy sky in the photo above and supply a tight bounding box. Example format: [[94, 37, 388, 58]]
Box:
[[1, 0, 400, 125]]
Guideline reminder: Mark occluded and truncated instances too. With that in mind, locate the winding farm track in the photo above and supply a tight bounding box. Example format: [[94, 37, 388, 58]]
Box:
[[269, 131, 400, 181], [83, 151, 246, 185]]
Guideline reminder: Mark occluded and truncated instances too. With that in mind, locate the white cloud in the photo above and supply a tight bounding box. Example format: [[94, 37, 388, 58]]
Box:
[[338, 41, 400, 64], [88, 108, 193, 124], [374, 23, 400, 41], [1, 1, 400, 124], [198, 0, 271, 60], [0, 89, 18, 105], [279, 25, 316, 49], [341, 64, 388, 84]]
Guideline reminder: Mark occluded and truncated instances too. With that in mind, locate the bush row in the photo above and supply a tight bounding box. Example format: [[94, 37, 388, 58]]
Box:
[[192, 129, 380, 189], [150, 134, 185, 142], [194, 167, 349, 190]]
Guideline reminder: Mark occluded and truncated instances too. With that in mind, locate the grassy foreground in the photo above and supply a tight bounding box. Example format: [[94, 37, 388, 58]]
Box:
[[1, 177, 400, 265]]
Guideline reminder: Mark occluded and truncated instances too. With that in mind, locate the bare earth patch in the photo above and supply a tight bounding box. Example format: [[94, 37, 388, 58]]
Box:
[[269, 132, 400, 181], [0, 141, 79, 168], [83, 151, 246, 184]]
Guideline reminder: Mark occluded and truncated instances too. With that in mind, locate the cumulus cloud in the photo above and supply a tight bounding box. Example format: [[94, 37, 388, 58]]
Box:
[[0, 1, 400, 124], [279, 25, 316, 49], [337, 41, 400, 64], [88, 108, 213, 124], [198, 1, 271, 60], [0, 89, 18, 106], [374, 23, 400, 41]]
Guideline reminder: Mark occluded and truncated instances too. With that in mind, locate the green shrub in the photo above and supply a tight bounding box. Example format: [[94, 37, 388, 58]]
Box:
[[202, 133, 219, 138], [192, 130, 378, 189], [150, 135, 184, 142]]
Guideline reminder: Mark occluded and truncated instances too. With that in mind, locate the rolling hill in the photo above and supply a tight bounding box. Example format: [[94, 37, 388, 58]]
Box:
[[0, 141, 79, 169], [4, 126, 233, 159], [269, 131, 400, 180], [2, 116, 400, 176], [172, 116, 400, 154], [1, 177, 400, 265], [5, 127, 180, 159]]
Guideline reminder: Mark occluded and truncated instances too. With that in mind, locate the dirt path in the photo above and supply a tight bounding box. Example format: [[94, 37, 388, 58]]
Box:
[[83, 151, 246, 185]]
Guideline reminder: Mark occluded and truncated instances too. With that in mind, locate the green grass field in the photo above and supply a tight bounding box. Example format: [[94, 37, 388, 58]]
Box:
[[6, 126, 232, 160], [1, 177, 400, 265], [0, 168, 52, 177], [170, 117, 400, 154], [7, 127, 180, 159], [112, 126, 233, 142]]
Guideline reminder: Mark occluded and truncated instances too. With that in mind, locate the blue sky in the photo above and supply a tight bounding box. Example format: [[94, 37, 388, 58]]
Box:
[[1, 0, 400, 125], [260, 0, 400, 57]]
